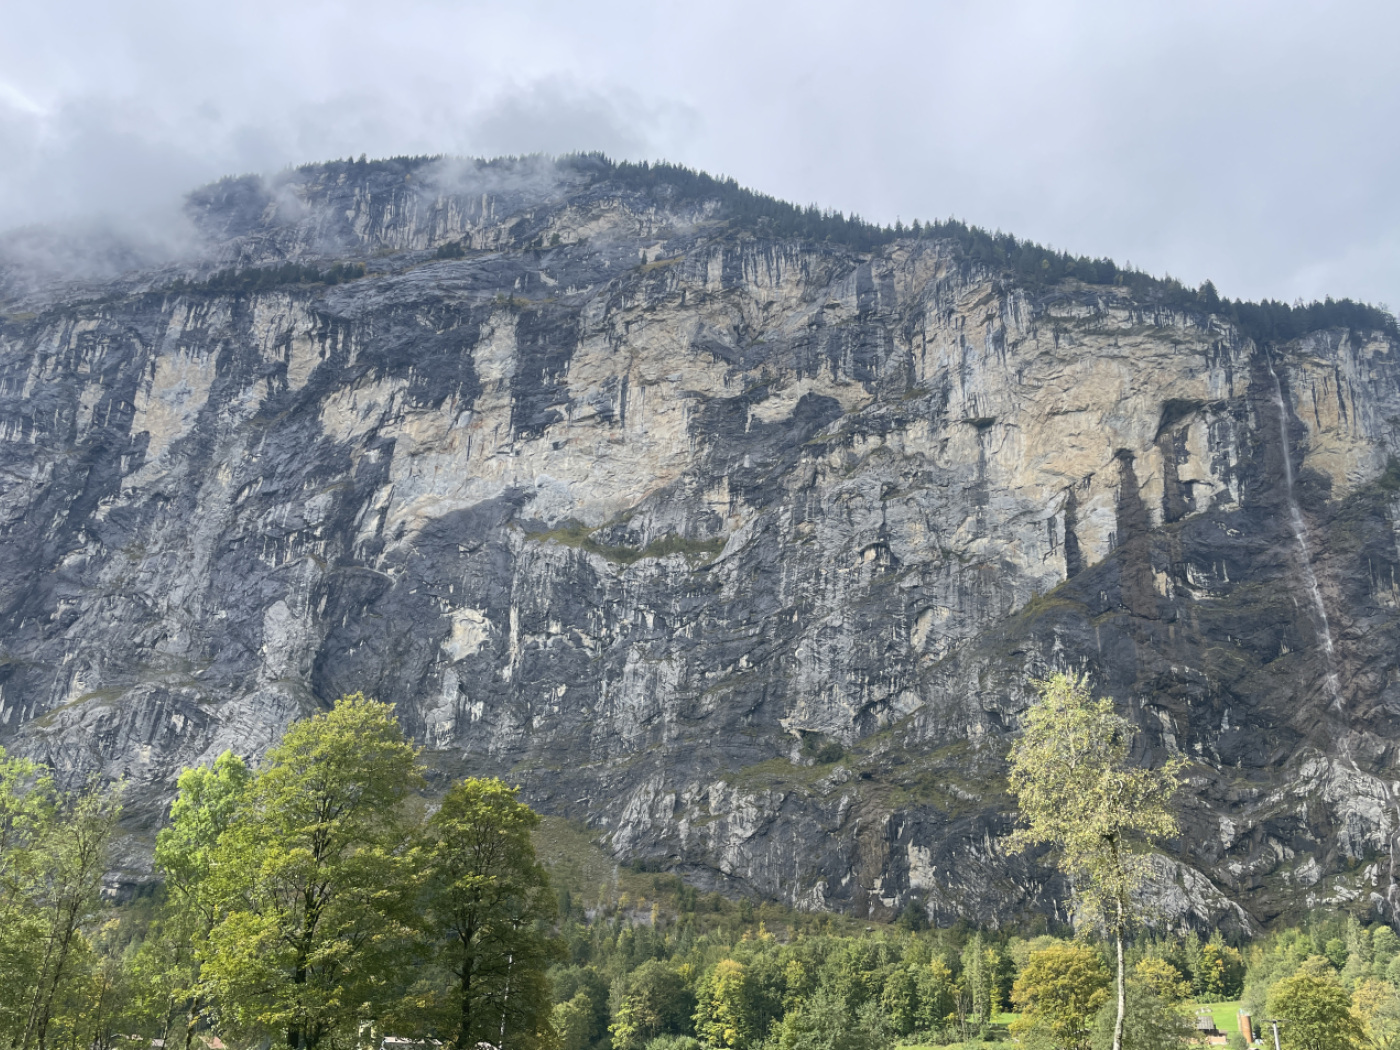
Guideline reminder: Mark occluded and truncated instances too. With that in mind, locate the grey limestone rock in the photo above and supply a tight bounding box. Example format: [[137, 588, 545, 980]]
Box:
[[2, 155, 1398, 930]]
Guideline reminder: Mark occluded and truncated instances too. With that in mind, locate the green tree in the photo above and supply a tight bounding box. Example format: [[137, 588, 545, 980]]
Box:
[[1373, 928, 1400, 981], [18, 775, 123, 1050], [960, 932, 995, 1030], [418, 777, 560, 1050], [611, 960, 696, 1050], [694, 959, 757, 1050], [644, 1038, 701, 1050], [200, 695, 423, 1050], [70, 914, 140, 1050], [914, 956, 956, 1033], [1323, 939, 1349, 973], [1007, 673, 1183, 1050], [554, 992, 595, 1050], [879, 966, 918, 1037], [1267, 972, 1366, 1050], [819, 939, 893, 1020], [1089, 979, 1192, 1050], [1197, 937, 1246, 1001], [148, 752, 251, 1049], [551, 966, 611, 1049], [765, 986, 888, 1050], [1341, 919, 1373, 989], [0, 749, 57, 1047], [1131, 958, 1191, 1004], [1353, 978, 1400, 1050], [1011, 942, 1111, 1050], [1204, 940, 1248, 1008]]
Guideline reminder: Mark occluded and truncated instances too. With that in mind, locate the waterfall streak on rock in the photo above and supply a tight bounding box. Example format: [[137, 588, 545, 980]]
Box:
[[1266, 358, 1342, 708], [1269, 356, 1400, 915]]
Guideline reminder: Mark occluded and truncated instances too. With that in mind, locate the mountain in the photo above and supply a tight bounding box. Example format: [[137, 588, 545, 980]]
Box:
[[2, 154, 1398, 930]]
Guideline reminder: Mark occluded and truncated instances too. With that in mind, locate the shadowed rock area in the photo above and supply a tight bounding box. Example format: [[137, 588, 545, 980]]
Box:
[[2, 155, 1399, 930]]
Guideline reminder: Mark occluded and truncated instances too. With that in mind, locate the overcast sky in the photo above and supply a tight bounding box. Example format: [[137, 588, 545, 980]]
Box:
[[3, 0, 1397, 307]]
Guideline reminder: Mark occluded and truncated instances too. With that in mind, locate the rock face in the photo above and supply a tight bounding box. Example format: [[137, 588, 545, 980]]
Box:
[[3, 156, 1400, 929]]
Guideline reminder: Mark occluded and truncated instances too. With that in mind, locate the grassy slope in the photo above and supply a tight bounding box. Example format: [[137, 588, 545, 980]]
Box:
[[531, 814, 874, 936], [1199, 1000, 1245, 1035]]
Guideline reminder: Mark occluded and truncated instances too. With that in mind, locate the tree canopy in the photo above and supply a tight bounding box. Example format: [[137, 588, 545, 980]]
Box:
[[144, 695, 561, 1050], [1268, 971, 1367, 1050], [0, 748, 123, 1050], [199, 695, 425, 1049], [1011, 942, 1111, 1050], [414, 777, 560, 1050]]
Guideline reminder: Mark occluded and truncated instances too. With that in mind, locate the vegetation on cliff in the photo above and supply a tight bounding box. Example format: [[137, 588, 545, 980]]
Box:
[[167, 261, 367, 295], [182, 153, 1397, 346]]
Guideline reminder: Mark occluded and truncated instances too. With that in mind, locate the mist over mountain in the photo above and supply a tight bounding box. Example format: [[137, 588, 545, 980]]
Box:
[[2, 155, 1398, 929]]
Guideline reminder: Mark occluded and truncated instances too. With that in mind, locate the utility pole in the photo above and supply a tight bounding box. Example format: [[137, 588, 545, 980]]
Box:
[[1266, 1018, 1284, 1050]]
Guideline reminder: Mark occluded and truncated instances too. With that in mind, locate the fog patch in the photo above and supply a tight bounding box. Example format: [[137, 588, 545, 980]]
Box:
[[466, 79, 696, 162]]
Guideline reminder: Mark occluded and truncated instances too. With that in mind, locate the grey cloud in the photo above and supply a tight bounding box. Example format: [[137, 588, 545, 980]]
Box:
[[0, 72, 695, 233], [1, 0, 1397, 307], [467, 79, 698, 161]]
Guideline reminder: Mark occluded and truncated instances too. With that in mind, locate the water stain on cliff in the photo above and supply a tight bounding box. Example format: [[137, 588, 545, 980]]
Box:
[[1113, 450, 1158, 619]]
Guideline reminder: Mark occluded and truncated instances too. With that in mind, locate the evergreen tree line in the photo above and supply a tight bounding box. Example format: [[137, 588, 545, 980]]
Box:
[[543, 896, 1397, 1050], [544, 908, 1256, 1050], [565, 155, 1397, 348], [193, 153, 1395, 350]]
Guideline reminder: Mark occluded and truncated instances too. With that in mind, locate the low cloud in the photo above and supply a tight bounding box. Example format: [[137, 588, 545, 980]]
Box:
[[1, 1, 1396, 306]]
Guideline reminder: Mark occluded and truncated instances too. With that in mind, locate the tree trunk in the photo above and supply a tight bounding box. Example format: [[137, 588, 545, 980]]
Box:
[[1113, 897, 1126, 1050], [456, 922, 475, 1050], [290, 885, 320, 1050], [31, 902, 82, 1050], [459, 965, 471, 1050], [184, 994, 199, 1050]]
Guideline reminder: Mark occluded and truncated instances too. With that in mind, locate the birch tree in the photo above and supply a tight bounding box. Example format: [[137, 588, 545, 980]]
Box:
[[1007, 672, 1183, 1050]]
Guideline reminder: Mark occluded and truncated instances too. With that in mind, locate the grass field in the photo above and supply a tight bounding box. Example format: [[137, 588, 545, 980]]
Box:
[[899, 1000, 1248, 1050], [1197, 1000, 1245, 1036]]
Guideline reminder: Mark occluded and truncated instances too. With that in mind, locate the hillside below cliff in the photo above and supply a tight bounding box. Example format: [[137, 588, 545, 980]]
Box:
[[2, 155, 1399, 930]]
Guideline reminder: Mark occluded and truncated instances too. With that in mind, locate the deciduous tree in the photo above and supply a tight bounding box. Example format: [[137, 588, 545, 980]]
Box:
[[1131, 958, 1191, 1004], [1089, 977, 1192, 1050], [611, 960, 696, 1050], [148, 752, 251, 1049], [14, 773, 123, 1050], [1007, 673, 1183, 1050], [1011, 942, 1111, 1050], [1267, 972, 1366, 1050], [695, 959, 756, 1050], [417, 777, 559, 1050], [0, 749, 56, 1046], [1352, 978, 1400, 1050], [200, 695, 423, 1050]]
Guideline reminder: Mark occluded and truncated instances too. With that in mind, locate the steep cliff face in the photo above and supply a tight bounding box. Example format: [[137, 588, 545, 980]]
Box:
[[3, 156, 1399, 928]]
